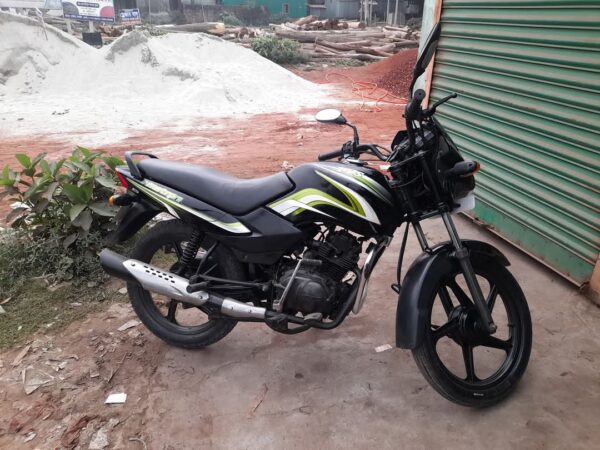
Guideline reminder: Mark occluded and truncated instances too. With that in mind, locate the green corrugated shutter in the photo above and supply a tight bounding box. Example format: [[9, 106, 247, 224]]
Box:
[[430, 0, 600, 285]]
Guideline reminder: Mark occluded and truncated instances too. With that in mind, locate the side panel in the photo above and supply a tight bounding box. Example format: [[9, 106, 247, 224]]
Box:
[[208, 207, 305, 265], [270, 162, 401, 237]]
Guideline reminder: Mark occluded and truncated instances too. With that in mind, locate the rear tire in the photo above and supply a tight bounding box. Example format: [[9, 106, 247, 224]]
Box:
[[411, 258, 532, 407], [128, 220, 245, 349]]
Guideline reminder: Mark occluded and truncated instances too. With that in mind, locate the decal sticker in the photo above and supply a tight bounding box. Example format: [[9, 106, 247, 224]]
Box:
[[269, 172, 380, 225], [129, 178, 250, 234]]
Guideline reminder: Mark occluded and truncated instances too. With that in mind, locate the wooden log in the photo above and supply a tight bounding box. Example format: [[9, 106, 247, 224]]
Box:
[[384, 25, 409, 32], [393, 40, 419, 49], [345, 21, 366, 29], [166, 22, 225, 35], [274, 27, 386, 43], [354, 46, 394, 57], [317, 40, 373, 52], [309, 53, 384, 62], [294, 15, 317, 26]]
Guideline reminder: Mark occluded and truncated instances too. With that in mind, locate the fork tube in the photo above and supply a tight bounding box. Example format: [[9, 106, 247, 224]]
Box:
[[412, 222, 429, 251], [442, 213, 497, 334]]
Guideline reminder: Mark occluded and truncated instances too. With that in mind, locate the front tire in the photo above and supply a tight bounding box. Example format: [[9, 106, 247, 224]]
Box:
[[128, 220, 245, 349], [412, 258, 532, 407]]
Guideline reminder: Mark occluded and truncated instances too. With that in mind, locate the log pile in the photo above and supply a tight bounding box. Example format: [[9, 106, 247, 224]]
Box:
[[272, 20, 420, 62], [285, 15, 366, 31]]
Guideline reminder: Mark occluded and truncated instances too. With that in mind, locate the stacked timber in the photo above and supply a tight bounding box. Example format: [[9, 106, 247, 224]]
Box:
[[272, 20, 419, 62]]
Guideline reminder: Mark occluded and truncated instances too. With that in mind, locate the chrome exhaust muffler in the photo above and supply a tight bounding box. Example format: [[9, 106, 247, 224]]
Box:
[[99, 249, 266, 319]]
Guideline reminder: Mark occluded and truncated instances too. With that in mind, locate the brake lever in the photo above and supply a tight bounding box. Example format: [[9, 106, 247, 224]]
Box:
[[423, 92, 457, 118]]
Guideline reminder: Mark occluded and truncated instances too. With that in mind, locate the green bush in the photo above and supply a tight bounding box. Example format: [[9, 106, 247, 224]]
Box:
[[221, 11, 244, 27], [251, 36, 307, 64], [0, 147, 124, 289]]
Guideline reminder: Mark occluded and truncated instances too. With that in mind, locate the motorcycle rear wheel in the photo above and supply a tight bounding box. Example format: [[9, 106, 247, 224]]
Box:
[[128, 220, 244, 349], [412, 258, 532, 407]]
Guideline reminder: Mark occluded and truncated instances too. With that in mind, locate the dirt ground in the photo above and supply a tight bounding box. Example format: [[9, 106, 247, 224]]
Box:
[[1, 216, 598, 449]]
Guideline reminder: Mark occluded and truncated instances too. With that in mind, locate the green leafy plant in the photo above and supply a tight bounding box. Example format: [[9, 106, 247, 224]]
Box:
[[221, 11, 244, 27], [251, 35, 307, 64], [0, 147, 123, 248]]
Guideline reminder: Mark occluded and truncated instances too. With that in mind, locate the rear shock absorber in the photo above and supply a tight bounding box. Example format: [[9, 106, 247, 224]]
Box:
[[177, 229, 203, 274]]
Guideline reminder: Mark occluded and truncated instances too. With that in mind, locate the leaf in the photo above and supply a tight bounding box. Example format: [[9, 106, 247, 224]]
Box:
[[89, 202, 118, 217], [77, 146, 91, 158], [30, 153, 47, 168], [79, 179, 93, 202], [22, 180, 47, 201], [52, 160, 65, 176], [33, 198, 49, 213], [95, 176, 117, 189], [63, 233, 78, 248], [69, 204, 86, 222], [72, 209, 92, 231], [41, 181, 59, 200], [71, 161, 92, 174], [6, 207, 28, 223], [0, 188, 17, 200], [102, 156, 124, 171], [40, 160, 51, 176], [61, 184, 87, 204], [15, 153, 31, 168]]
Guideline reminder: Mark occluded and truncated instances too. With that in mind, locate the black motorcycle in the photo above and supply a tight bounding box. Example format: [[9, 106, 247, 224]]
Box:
[[100, 24, 532, 407]]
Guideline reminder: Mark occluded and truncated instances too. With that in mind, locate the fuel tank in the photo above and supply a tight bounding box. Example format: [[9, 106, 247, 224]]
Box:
[[268, 162, 402, 237]]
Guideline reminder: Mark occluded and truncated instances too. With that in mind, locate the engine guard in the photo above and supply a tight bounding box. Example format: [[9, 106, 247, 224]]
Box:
[[395, 240, 510, 349]]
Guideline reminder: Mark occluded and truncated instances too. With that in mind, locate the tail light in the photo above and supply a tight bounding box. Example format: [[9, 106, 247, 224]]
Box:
[[116, 170, 129, 189]]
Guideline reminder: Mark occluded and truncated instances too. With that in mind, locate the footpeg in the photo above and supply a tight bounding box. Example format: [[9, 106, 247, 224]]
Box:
[[304, 312, 323, 322]]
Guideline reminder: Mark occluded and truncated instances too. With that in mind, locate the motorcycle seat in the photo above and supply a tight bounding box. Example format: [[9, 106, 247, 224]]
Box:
[[137, 159, 294, 216]]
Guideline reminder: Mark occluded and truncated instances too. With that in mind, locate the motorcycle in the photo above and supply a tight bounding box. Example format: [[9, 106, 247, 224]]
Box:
[[100, 24, 532, 407]]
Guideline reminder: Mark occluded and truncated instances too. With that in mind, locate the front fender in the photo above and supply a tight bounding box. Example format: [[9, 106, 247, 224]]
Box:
[[395, 240, 509, 349], [105, 198, 161, 245]]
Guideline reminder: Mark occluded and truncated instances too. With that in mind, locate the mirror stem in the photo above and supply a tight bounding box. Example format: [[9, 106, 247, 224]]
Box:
[[346, 123, 359, 149]]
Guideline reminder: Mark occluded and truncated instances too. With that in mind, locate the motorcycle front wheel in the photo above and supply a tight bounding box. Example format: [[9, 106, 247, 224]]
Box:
[[412, 258, 532, 407]]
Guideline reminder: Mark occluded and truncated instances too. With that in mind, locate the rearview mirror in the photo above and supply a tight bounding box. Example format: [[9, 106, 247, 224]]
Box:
[[414, 23, 441, 79], [315, 109, 347, 125]]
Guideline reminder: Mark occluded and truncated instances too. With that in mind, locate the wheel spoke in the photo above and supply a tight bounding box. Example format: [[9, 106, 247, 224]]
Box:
[[166, 300, 179, 323], [481, 335, 512, 352], [202, 263, 218, 275], [487, 285, 499, 313], [448, 279, 472, 307], [462, 344, 477, 382], [432, 318, 459, 342], [438, 286, 454, 317]]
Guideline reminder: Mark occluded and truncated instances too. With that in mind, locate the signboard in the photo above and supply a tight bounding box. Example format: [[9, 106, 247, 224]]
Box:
[[61, 0, 115, 22], [119, 8, 140, 23]]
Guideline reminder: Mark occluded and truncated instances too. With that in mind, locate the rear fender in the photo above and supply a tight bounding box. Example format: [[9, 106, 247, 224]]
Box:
[[105, 198, 161, 244], [395, 240, 509, 349]]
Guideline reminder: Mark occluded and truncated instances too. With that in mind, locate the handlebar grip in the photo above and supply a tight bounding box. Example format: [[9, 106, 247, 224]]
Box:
[[405, 89, 426, 121], [318, 149, 344, 161]]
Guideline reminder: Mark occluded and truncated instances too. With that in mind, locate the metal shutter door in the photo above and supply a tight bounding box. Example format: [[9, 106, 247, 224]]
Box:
[[429, 0, 600, 285]]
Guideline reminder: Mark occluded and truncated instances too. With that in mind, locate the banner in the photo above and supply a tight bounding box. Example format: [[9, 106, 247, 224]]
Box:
[[61, 0, 115, 22], [119, 8, 141, 23]]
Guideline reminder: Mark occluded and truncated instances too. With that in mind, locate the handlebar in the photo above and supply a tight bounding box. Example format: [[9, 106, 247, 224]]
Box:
[[318, 144, 388, 162], [318, 149, 344, 161], [405, 89, 426, 122]]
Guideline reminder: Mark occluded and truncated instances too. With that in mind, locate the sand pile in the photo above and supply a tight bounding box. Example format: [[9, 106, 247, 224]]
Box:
[[0, 12, 328, 145]]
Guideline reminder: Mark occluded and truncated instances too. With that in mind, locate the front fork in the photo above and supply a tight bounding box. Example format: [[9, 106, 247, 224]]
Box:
[[413, 214, 497, 334]]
